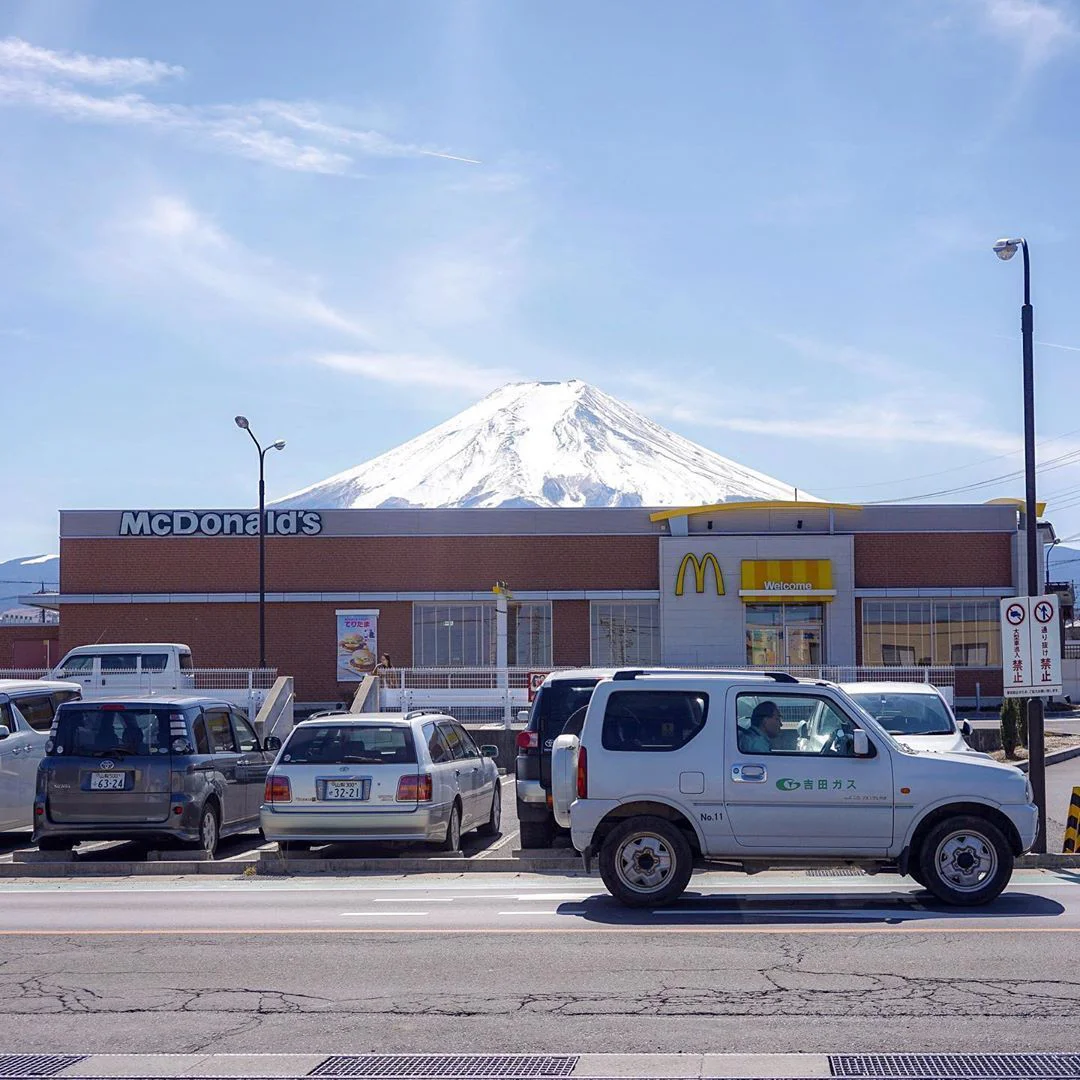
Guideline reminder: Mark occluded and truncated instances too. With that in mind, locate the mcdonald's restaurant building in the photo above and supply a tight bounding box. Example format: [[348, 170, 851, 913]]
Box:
[[31, 501, 1047, 707]]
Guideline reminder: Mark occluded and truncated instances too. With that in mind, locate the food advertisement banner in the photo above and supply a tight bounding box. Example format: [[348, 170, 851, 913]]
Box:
[[335, 609, 379, 682]]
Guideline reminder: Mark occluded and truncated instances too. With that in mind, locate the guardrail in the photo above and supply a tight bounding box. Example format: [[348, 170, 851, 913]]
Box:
[[378, 664, 958, 725]]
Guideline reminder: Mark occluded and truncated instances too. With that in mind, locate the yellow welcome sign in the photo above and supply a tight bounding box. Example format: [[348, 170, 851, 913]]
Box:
[[740, 559, 834, 601]]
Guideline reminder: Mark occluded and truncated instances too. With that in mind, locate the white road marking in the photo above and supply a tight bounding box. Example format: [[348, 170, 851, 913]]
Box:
[[373, 897, 453, 902], [515, 893, 597, 900], [339, 911, 429, 917]]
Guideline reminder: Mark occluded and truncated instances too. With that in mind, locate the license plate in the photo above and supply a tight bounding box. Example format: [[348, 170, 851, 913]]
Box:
[[90, 772, 126, 791], [322, 779, 368, 801]]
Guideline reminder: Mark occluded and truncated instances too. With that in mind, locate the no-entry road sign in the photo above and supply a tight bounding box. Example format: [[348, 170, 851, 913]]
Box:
[[1001, 594, 1062, 698]]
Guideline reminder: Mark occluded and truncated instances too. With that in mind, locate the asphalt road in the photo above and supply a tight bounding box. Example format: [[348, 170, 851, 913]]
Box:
[[2, 868, 1079, 1055]]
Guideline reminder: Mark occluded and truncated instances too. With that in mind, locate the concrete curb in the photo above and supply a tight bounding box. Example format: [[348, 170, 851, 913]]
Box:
[[19, 1053, 839, 1078], [1014, 744, 1080, 771]]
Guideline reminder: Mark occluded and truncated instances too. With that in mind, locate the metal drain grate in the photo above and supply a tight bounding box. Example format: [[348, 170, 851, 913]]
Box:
[[830, 1055, 1080, 1077], [310, 1056, 579, 1078], [0, 1056, 86, 1077], [806, 868, 867, 877]]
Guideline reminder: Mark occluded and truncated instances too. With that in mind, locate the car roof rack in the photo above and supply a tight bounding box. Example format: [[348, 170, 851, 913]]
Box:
[[611, 668, 800, 684]]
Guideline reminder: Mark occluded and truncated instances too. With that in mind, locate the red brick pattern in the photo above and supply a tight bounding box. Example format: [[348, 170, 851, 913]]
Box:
[[0, 625, 60, 668], [855, 533, 1012, 588], [553, 601, 591, 667], [61, 535, 660, 593]]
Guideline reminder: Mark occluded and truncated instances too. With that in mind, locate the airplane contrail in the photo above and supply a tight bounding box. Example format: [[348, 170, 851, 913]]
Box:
[[419, 149, 482, 164]]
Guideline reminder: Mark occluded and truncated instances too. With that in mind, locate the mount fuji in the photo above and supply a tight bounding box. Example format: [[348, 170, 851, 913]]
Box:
[[273, 380, 813, 510]]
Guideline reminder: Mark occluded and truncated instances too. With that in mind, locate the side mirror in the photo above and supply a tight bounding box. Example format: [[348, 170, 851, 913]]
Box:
[[516, 710, 530, 723], [853, 730, 870, 757], [264, 736, 282, 752], [0, 725, 9, 740], [960, 720, 972, 736], [480, 744, 499, 760]]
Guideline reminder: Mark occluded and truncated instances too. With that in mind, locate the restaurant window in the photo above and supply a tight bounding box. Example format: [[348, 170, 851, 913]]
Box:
[[590, 602, 660, 666], [411, 602, 552, 667], [861, 600, 1000, 667], [745, 603, 824, 666]]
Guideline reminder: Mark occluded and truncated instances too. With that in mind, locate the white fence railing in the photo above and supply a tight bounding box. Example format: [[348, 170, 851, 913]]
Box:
[[379, 664, 959, 726]]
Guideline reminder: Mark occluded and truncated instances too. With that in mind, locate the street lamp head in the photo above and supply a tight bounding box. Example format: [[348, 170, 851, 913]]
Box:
[[234, 415, 250, 430], [272, 439, 286, 451], [993, 238, 1021, 261]]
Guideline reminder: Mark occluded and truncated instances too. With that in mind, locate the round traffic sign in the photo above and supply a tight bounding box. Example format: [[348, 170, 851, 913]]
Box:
[[1005, 603, 1026, 626], [1034, 600, 1055, 623]]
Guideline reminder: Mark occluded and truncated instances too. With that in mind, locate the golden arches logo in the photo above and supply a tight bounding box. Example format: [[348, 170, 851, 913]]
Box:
[[674, 553, 725, 597]]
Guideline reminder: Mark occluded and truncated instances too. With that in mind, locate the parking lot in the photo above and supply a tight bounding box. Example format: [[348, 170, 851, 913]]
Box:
[[0, 776, 574, 872]]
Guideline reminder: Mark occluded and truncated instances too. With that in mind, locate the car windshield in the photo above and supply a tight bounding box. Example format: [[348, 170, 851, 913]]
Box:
[[281, 724, 417, 765], [52, 706, 174, 757], [846, 691, 955, 736]]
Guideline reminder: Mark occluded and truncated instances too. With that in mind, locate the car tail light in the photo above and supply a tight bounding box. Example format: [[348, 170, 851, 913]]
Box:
[[397, 774, 433, 802], [576, 746, 588, 800], [516, 730, 538, 751], [265, 775, 291, 803]]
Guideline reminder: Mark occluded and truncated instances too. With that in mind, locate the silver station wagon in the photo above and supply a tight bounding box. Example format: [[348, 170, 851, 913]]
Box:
[[260, 712, 501, 853]]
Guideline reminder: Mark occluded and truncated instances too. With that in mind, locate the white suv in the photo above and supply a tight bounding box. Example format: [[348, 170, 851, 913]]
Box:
[[551, 670, 1037, 908]]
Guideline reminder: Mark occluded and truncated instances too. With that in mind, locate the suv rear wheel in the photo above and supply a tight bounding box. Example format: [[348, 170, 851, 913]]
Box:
[[918, 815, 1012, 906], [599, 816, 693, 907], [519, 818, 554, 849]]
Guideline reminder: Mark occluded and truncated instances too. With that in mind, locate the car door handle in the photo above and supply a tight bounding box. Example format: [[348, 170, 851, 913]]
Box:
[[731, 763, 767, 782]]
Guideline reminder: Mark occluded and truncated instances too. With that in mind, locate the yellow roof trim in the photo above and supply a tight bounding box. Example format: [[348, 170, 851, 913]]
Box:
[[649, 501, 863, 523], [985, 498, 1047, 516]]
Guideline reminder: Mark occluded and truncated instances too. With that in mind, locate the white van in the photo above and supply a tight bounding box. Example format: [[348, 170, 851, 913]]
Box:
[[0, 679, 83, 832], [50, 644, 195, 693], [48, 644, 266, 715], [551, 669, 1037, 908]]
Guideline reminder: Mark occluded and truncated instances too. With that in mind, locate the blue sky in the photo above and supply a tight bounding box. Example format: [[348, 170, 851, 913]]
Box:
[[3, 0, 1080, 560]]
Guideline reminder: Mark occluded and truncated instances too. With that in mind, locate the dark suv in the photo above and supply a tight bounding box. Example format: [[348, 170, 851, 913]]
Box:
[[515, 669, 605, 848], [34, 696, 274, 857]]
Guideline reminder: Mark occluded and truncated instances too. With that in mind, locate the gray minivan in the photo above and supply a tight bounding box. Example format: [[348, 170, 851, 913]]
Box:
[[33, 696, 273, 856]]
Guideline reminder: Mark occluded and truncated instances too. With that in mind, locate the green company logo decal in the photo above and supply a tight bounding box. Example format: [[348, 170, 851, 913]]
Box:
[[776, 777, 858, 793]]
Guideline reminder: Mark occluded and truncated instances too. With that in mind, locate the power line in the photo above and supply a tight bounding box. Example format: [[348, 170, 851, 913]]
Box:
[[810, 425, 1080, 495]]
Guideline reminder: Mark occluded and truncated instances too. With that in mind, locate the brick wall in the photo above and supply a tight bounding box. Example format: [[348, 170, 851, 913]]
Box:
[[854, 533, 1013, 588], [0, 624, 60, 668], [57, 598, 600, 701], [553, 601, 591, 667], [61, 535, 660, 593]]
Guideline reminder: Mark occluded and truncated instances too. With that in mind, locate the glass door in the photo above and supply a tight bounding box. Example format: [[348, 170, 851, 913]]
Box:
[[745, 604, 825, 665]]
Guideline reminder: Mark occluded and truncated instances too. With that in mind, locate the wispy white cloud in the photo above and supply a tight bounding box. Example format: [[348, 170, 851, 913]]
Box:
[[314, 351, 517, 396], [96, 194, 371, 338], [621, 343, 1023, 456], [969, 0, 1079, 69], [0, 37, 183, 86], [90, 193, 518, 399], [0, 37, 480, 175]]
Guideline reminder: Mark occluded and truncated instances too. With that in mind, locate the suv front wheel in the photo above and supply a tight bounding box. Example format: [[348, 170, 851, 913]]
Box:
[[599, 816, 693, 907], [918, 815, 1012, 906]]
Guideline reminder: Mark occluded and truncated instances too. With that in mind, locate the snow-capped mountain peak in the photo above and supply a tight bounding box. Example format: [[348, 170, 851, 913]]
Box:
[[273, 379, 812, 510]]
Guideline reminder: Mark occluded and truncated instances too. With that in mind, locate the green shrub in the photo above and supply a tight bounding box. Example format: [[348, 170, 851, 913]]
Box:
[[1016, 698, 1029, 748], [1000, 698, 1018, 758]]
